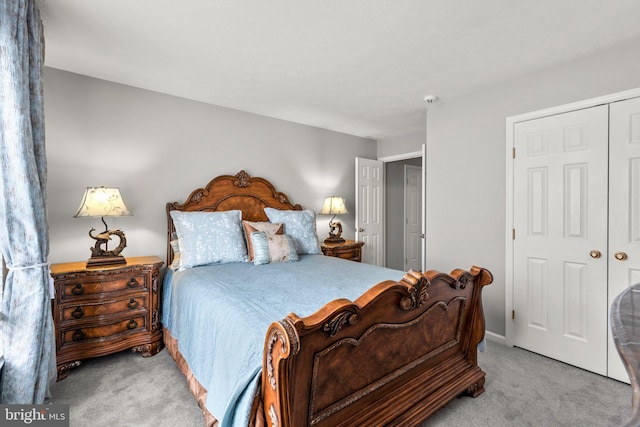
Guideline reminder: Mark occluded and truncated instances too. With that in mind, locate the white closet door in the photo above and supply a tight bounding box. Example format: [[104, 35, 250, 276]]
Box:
[[513, 105, 609, 375], [607, 96, 640, 382]]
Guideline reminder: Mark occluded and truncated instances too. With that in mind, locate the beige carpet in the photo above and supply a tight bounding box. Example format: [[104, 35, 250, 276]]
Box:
[[50, 340, 632, 426]]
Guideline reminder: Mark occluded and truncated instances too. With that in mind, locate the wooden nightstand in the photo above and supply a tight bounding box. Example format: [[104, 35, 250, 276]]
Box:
[[321, 240, 364, 262], [51, 255, 164, 380]]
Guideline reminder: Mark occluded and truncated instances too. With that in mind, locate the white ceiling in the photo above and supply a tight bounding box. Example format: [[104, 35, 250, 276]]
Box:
[[37, 0, 640, 140]]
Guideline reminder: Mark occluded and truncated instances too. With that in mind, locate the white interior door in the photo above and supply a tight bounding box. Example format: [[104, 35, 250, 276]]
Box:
[[513, 105, 609, 375], [404, 165, 422, 271], [607, 96, 640, 382], [355, 157, 384, 266]]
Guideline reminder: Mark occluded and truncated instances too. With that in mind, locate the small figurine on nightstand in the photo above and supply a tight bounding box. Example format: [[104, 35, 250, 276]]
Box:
[[319, 196, 348, 244], [326, 220, 344, 244]]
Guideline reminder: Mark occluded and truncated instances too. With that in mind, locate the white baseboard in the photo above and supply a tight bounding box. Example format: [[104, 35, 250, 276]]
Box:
[[485, 330, 506, 346]]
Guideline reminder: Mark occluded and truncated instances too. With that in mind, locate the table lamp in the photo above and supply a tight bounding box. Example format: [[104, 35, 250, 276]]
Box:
[[319, 196, 348, 244], [74, 186, 132, 267]]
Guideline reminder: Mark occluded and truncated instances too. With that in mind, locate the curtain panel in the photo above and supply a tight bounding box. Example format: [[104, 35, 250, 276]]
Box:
[[0, 0, 56, 403]]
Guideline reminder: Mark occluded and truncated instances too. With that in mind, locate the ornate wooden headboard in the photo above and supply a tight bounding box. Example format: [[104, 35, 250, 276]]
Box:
[[165, 170, 302, 265]]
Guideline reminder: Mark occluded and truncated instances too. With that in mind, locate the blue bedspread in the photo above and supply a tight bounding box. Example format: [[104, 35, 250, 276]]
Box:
[[162, 255, 404, 426]]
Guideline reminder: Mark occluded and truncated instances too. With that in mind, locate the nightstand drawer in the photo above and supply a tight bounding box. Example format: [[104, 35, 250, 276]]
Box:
[[60, 314, 147, 346], [59, 274, 147, 301], [60, 295, 147, 322], [321, 240, 364, 262], [332, 250, 360, 261]]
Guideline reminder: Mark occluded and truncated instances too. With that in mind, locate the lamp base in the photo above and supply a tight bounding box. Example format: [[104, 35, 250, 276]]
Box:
[[86, 255, 127, 268], [86, 226, 128, 268], [325, 220, 345, 244], [324, 236, 346, 244]]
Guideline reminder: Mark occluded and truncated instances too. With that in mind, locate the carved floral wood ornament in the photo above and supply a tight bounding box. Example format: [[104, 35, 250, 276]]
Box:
[[321, 271, 431, 337], [323, 309, 359, 337], [233, 170, 252, 188], [399, 270, 430, 311]]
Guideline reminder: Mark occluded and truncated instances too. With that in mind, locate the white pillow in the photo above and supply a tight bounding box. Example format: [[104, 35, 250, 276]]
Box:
[[170, 210, 247, 269]]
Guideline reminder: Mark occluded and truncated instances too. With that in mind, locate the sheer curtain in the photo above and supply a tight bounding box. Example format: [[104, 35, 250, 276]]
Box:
[[0, 0, 56, 403]]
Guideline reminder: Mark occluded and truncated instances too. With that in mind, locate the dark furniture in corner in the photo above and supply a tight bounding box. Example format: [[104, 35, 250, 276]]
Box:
[[51, 255, 163, 380]]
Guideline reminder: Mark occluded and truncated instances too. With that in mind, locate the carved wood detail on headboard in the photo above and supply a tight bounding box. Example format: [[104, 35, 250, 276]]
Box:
[[165, 170, 303, 266]]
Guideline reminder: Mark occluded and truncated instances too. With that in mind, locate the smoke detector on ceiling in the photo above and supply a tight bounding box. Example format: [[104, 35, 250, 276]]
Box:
[[423, 95, 438, 104]]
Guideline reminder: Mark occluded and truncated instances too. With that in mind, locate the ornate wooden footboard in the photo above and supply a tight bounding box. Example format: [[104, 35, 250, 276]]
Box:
[[263, 266, 492, 427]]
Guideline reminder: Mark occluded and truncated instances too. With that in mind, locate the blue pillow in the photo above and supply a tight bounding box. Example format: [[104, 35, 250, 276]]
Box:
[[264, 208, 321, 255], [249, 231, 299, 265], [170, 210, 247, 269], [250, 231, 271, 265]]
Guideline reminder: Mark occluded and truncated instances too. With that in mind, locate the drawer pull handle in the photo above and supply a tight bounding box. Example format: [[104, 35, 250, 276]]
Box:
[[72, 329, 86, 341], [127, 298, 139, 309], [127, 278, 139, 288], [127, 319, 138, 330], [71, 307, 85, 319], [72, 284, 84, 295]]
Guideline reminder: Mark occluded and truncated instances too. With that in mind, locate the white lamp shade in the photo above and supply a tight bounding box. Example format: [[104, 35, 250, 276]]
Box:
[[74, 187, 132, 218], [319, 196, 348, 215]]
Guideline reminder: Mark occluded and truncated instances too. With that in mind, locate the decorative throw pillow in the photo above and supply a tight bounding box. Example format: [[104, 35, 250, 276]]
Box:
[[170, 210, 247, 269], [268, 234, 299, 263], [242, 220, 284, 261], [249, 231, 271, 265], [169, 236, 181, 270], [264, 208, 321, 255], [249, 231, 299, 265]]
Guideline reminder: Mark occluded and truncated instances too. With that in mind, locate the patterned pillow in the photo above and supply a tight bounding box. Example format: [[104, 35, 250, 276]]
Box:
[[268, 234, 299, 263], [264, 208, 321, 255], [249, 231, 299, 265], [242, 220, 284, 261], [169, 237, 181, 270], [250, 231, 271, 265], [170, 210, 247, 269]]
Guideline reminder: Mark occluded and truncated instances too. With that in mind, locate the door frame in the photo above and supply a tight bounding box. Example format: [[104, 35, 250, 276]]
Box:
[[505, 87, 640, 347], [379, 144, 426, 271]]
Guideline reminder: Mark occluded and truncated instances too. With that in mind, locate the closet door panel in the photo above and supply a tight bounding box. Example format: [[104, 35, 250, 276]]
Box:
[[513, 105, 609, 375], [608, 96, 640, 382]]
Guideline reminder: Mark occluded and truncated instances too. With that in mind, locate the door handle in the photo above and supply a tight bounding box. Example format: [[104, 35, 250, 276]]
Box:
[[614, 251, 628, 261], [589, 250, 601, 259], [356, 228, 364, 232]]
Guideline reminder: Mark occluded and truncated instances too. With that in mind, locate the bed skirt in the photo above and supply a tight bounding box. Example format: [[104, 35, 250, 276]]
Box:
[[162, 327, 265, 427]]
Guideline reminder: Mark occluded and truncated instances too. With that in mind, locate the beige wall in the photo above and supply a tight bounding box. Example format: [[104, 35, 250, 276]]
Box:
[[44, 68, 376, 265], [378, 40, 640, 337]]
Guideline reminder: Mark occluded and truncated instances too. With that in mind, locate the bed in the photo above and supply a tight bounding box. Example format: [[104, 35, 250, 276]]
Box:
[[163, 170, 492, 427]]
